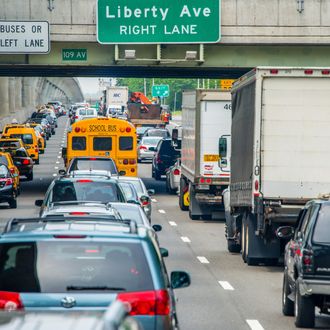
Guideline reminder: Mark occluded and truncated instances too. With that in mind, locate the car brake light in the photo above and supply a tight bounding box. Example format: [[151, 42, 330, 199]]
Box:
[[76, 179, 93, 183], [0, 292, 24, 311], [123, 159, 129, 165], [270, 69, 278, 74], [74, 127, 80, 133], [156, 155, 162, 164], [131, 168, 135, 173], [75, 116, 78, 119], [305, 69, 313, 75], [69, 212, 89, 215], [22, 159, 30, 165], [9, 168, 15, 174], [89, 158, 97, 160], [302, 249, 314, 273], [139, 146, 147, 150], [53, 235, 87, 239], [173, 169, 180, 176], [126, 127, 132, 133], [199, 178, 205, 184], [129, 159, 136, 165], [322, 70, 330, 75], [117, 290, 170, 316], [5, 178, 13, 186]]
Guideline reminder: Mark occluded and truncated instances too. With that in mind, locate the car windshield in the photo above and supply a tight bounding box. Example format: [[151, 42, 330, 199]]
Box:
[[146, 130, 169, 137], [120, 180, 144, 195], [0, 241, 153, 293], [115, 207, 145, 225], [50, 181, 124, 204], [313, 204, 330, 243], [69, 159, 118, 174], [0, 141, 20, 148], [141, 137, 162, 146], [0, 157, 8, 166]]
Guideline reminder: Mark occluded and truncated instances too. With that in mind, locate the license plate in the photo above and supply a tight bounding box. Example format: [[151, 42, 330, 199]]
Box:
[[204, 155, 219, 162]]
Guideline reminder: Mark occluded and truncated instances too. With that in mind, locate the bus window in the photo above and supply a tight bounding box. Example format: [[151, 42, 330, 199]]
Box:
[[72, 137, 86, 150], [119, 137, 133, 151], [93, 137, 112, 151]]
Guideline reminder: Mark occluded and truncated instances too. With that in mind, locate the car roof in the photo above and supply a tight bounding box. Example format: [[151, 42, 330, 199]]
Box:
[[56, 175, 117, 183], [1, 217, 150, 240], [117, 176, 141, 182]]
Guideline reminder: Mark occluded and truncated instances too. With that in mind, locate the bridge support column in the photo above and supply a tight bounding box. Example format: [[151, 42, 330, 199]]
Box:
[[15, 77, 22, 109], [0, 77, 9, 117], [22, 78, 32, 108], [8, 77, 17, 113]]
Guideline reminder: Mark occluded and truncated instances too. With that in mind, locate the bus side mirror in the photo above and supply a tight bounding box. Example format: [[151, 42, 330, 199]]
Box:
[[61, 147, 67, 158], [172, 128, 179, 148]]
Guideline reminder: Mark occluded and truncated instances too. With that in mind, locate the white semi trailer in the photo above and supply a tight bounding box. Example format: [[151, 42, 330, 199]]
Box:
[[228, 67, 330, 265], [179, 89, 231, 220]]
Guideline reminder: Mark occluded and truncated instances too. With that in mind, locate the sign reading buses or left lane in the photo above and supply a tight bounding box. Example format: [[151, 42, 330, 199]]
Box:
[[0, 21, 50, 54]]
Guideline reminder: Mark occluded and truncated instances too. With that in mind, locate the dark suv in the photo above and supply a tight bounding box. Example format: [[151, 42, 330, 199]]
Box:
[[152, 139, 180, 180], [278, 199, 330, 328]]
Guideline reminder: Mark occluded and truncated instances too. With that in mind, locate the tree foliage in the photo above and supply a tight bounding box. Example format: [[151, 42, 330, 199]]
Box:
[[116, 78, 219, 110]]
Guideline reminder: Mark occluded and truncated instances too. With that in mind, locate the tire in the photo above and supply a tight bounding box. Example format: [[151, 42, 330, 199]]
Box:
[[166, 176, 177, 195], [227, 239, 241, 253], [179, 177, 188, 211], [52, 131, 55, 135], [241, 216, 247, 262], [9, 196, 17, 209], [26, 172, 33, 181], [154, 169, 161, 180], [282, 273, 294, 316], [35, 158, 40, 165], [295, 281, 315, 328]]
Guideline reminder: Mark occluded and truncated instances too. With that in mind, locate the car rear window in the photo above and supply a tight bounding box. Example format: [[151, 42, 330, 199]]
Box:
[[121, 180, 144, 195], [72, 137, 86, 150], [0, 241, 153, 293], [142, 137, 162, 146], [69, 159, 118, 174], [10, 134, 33, 145], [51, 181, 125, 204], [0, 141, 20, 148], [146, 130, 169, 137], [119, 137, 133, 151], [0, 156, 8, 166], [93, 137, 112, 151], [313, 204, 330, 243], [78, 109, 87, 116], [160, 140, 180, 157]]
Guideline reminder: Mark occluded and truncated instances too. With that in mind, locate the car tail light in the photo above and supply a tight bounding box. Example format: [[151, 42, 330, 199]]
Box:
[[117, 290, 170, 316], [0, 292, 24, 311], [254, 180, 260, 197], [139, 146, 147, 150], [89, 158, 97, 160], [81, 127, 86, 133], [74, 127, 80, 133], [22, 159, 30, 165], [126, 127, 132, 133], [156, 154, 162, 164], [75, 116, 78, 119], [173, 169, 180, 176], [123, 159, 129, 165], [199, 178, 205, 184], [305, 70, 313, 75], [322, 70, 330, 75], [10, 168, 15, 174], [270, 69, 278, 74], [206, 178, 212, 184], [69, 212, 89, 215], [129, 159, 136, 165], [5, 178, 13, 186], [76, 179, 93, 183], [301, 249, 314, 273], [130, 168, 135, 173]]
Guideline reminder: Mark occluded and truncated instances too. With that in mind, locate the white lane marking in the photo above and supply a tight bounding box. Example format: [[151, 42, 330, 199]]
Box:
[[151, 198, 157, 202], [158, 209, 166, 214], [218, 281, 234, 291], [197, 256, 209, 264], [57, 156, 61, 159], [169, 221, 177, 226], [181, 236, 191, 243], [246, 320, 264, 330], [56, 161, 60, 164], [52, 173, 57, 177], [58, 151, 62, 154], [54, 167, 59, 170]]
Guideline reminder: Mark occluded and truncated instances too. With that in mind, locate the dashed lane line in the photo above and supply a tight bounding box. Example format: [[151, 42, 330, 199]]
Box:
[[54, 167, 59, 170], [52, 173, 57, 177], [56, 161, 60, 164], [181, 236, 191, 243], [246, 320, 264, 330], [197, 256, 209, 264], [169, 221, 177, 226], [158, 209, 166, 214], [218, 281, 234, 291]]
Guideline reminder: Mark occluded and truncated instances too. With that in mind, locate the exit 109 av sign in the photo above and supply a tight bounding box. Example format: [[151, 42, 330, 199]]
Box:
[[96, 0, 221, 44]]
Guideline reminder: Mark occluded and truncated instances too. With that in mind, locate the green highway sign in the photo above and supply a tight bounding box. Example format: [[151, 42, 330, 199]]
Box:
[[152, 85, 169, 98], [97, 0, 220, 44], [62, 49, 87, 61]]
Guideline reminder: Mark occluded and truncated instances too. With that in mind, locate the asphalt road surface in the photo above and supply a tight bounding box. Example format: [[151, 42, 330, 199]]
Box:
[[1, 116, 330, 330]]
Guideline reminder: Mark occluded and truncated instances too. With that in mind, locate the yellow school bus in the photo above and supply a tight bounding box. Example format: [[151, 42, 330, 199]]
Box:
[[64, 117, 137, 176]]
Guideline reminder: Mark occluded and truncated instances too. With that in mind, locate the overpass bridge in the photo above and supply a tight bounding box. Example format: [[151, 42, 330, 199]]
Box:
[[1, 0, 330, 123]]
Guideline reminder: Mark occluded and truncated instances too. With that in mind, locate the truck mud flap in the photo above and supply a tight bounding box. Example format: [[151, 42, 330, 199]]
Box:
[[243, 213, 280, 265]]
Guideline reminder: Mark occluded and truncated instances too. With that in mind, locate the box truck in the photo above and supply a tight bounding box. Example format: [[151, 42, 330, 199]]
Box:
[[179, 89, 231, 220], [228, 67, 330, 265]]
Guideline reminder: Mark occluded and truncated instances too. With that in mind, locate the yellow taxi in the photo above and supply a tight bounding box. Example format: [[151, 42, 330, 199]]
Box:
[[33, 128, 45, 154], [0, 138, 25, 150], [1, 125, 40, 164], [0, 151, 20, 194]]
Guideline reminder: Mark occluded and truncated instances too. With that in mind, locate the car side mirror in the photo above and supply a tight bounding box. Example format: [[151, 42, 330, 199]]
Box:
[[127, 199, 140, 205], [119, 171, 126, 176], [152, 224, 162, 232], [58, 169, 66, 175], [160, 247, 169, 258], [35, 199, 43, 207], [61, 147, 67, 158], [275, 226, 294, 239], [147, 189, 155, 195], [140, 195, 150, 204], [171, 271, 191, 289]]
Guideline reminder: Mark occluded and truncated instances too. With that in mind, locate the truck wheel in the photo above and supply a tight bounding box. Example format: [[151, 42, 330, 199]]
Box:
[[26, 172, 33, 181], [179, 178, 188, 211], [295, 281, 315, 328], [227, 239, 241, 253], [282, 273, 294, 316], [241, 216, 247, 262]]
